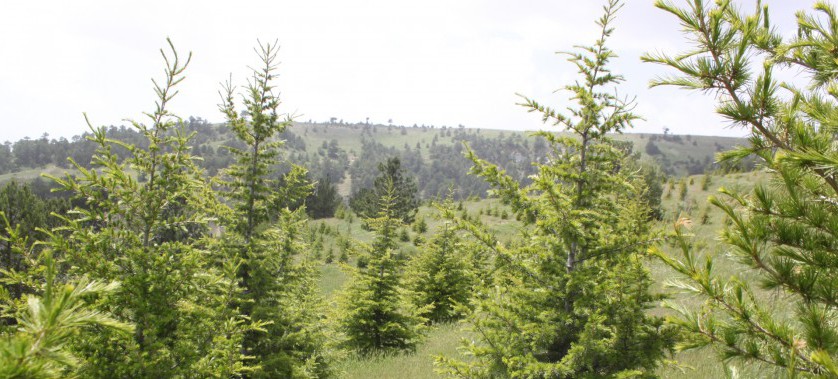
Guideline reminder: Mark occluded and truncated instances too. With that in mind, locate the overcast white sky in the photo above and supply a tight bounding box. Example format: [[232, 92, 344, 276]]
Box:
[[0, 0, 823, 143]]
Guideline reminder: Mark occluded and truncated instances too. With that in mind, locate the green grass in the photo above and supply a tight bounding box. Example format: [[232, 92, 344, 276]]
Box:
[[312, 198, 521, 277], [0, 164, 73, 184], [318, 263, 349, 299], [335, 323, 470, 379]]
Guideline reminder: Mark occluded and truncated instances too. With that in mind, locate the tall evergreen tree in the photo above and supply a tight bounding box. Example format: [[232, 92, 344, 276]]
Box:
[[646, 0, 838, 375], [338, 182, 425, 355], [437, 1, 675, 377], [218, 41, 330, 377], [47, 39, 253, 378]]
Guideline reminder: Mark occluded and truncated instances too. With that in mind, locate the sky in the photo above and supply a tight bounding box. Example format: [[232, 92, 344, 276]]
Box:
[[0, 0, 824, 143]]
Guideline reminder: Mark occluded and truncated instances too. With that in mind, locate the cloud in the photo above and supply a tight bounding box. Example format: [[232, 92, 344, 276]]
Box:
[[0, 0, 825, 142]]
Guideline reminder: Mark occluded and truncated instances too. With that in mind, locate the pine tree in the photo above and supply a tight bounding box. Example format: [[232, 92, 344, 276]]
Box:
[[645, 0, 838, 375], [0, 181, 69, 309], [437, 1, 675, 377], [46, 39, 253, 378], [406, 223, 475, 323], [337, 182, 425, 355], [413, 216, 428, 234], [218, 41, 330, 377], [350, 157, 419, 223], [306, 176, 342, 219], [0, 249, 131, 379]]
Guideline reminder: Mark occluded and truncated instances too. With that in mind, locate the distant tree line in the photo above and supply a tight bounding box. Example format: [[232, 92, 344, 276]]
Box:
[[2, 116, 735, 202]]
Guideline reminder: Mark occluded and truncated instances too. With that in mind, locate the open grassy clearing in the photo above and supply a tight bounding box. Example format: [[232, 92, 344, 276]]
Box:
[[0, 164, 73, 184], [335, 323, 471, 379]]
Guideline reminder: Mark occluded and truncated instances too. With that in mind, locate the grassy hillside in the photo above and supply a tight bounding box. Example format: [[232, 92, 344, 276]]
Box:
[[290, 122, 745, 176], [0, 122, 746, 193], [0, 164, 71, 183]]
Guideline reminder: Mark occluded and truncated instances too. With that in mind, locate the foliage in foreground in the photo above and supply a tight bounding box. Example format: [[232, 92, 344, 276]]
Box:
[[437, 1, 676, 377], [0, 207, 133, 379], [42, 40, 258, 378], [0, 254, 131, 379], [217, 41, 331, 378], [646, 0, 838, 376]]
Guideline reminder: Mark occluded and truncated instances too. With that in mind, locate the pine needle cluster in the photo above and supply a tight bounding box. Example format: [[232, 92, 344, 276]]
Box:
[[646, 0, 838, 376]]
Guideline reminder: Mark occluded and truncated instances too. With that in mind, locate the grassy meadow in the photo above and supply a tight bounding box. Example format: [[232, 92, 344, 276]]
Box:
[[0, 164, 72, 183]]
